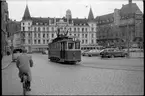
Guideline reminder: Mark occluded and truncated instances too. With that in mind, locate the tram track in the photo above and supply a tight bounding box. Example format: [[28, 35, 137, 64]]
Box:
[[77, 63, 144, 72]]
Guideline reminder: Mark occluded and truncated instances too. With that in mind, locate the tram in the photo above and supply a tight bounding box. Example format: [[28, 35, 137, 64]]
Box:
[[48, 23, 81, 64], [48, 35, 81, 64]]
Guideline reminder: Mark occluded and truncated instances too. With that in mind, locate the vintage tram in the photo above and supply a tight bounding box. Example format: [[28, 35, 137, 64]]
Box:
[[48, 35, 81, 64]]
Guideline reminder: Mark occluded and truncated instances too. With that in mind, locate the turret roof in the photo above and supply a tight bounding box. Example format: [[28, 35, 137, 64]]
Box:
[[88, 7, 94, 20], [22, 5, 31, 20]]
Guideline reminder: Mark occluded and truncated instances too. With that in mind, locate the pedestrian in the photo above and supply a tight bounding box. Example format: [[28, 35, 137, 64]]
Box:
[[16, 49, 33, 91]]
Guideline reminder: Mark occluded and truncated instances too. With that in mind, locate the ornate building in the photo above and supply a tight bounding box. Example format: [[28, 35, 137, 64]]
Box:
[[7, 20, 21, 51], [1, 0, 9, 55], [21, 5, 97, 52], [96, 0, 143, 48]]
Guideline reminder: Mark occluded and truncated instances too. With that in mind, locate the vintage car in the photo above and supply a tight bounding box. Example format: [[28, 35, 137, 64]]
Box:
[[81, 50, 90, 56], [100, 48, 128, 58], [82, 49, 102, 57], [42, 50, 48, 54]]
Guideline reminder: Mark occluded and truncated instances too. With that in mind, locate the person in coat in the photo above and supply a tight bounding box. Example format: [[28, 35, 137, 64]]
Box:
[[16, 49, 33, 91]]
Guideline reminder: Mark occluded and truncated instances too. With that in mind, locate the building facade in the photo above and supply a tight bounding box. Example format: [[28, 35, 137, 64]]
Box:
[[21, 5, 97, 52], [96, 0, 143, 48], [1, 0, 9, 55], [7, 20, 21, 51]]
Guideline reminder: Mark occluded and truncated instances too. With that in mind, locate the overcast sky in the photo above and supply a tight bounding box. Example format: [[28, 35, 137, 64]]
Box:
[[7, 0, 143, 21]]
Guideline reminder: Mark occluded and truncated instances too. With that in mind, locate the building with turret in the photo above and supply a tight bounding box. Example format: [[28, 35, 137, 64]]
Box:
[[96, 0, 143, 48], [21, 5, 97, 52]]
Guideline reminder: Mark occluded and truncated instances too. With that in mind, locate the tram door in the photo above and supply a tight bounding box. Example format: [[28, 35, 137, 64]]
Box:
[[60, 42, 65, 59]]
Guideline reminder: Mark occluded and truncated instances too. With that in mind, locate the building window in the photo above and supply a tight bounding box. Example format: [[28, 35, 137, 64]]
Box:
[[52, 27, 54, 31], [43, 27, 45, 31], [78, 34, 80, 37], [82, 40, 84, 44], [74, 28, 76, 32], [92, 28, 94, 31], [82, 28, 84, 32], [92, 40, 94, 44], [38, 40, 40, 44], [38, 27, 40, 31], [28, 40, 30, 44], [85, 34, 87, 38], [86, 40, 87, 43], [47, 27, 49, 31], [70, 33, 71, 36], [43, 33, 45, 38], [78, 28, 80, 32], [38, 33, 40, 38], [85, 28, 87, 32], [28, 33, 31, 37], [34, 40, 36, 44], [34, 33, 36, 38], [92, 34, 94, 38], [52, 34, 54, 38], [23, 23, 24, 25], [47, 34, 49, 38], [23, 39, 25, 44], [43, 40, 45, 44], [34, 27, 37, 31], [74, 34, 76, 36], [70, 28, 71, 31], [47, 40, 49, 43], [23, 27, 25, 31], [82, 34, 84, 38]]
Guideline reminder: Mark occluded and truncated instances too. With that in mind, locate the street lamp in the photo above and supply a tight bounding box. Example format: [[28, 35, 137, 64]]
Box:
[[126, 2, 132, 58]]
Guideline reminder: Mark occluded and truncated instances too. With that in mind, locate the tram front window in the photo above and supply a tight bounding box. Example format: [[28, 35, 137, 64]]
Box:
[[68, 43, 74, 49], [75, 42, 80, 49]]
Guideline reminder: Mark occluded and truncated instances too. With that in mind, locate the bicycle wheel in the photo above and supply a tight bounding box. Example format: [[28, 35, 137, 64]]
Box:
[[23, 82, 26, 95]]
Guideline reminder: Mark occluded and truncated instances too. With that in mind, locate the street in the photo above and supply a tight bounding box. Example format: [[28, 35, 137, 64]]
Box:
[[2, 53, 144, 95]]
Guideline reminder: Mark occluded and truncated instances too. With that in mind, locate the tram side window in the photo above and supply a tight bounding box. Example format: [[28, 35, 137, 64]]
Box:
[[68, 43, 74, 49], [75, 42, 80, 49]]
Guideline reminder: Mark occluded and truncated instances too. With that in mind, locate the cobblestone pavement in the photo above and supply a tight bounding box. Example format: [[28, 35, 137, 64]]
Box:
[[2, 53, 144, 95]]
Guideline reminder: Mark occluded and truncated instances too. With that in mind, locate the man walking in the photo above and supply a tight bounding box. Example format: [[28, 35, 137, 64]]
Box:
[[16, 49, 33, 91]]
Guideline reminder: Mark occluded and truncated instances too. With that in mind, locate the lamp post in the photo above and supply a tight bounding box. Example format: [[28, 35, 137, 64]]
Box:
[[126, 2, 132, 58]]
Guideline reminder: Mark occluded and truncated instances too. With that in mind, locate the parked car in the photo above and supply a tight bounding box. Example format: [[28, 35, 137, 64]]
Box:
[[82, 50, 90, 56], [42, 50, 48, 54], [82, 49, 101, 57], [12, 49, 22, 62], [100, 48, 128, 58], [123, 48, 142, 52]]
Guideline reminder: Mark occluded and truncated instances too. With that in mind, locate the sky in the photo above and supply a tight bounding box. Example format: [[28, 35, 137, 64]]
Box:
[[6, 0, 143, 21]]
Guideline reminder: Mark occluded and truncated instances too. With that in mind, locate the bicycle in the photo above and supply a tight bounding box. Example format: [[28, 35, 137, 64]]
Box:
[[21, 73, 29, 95]]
